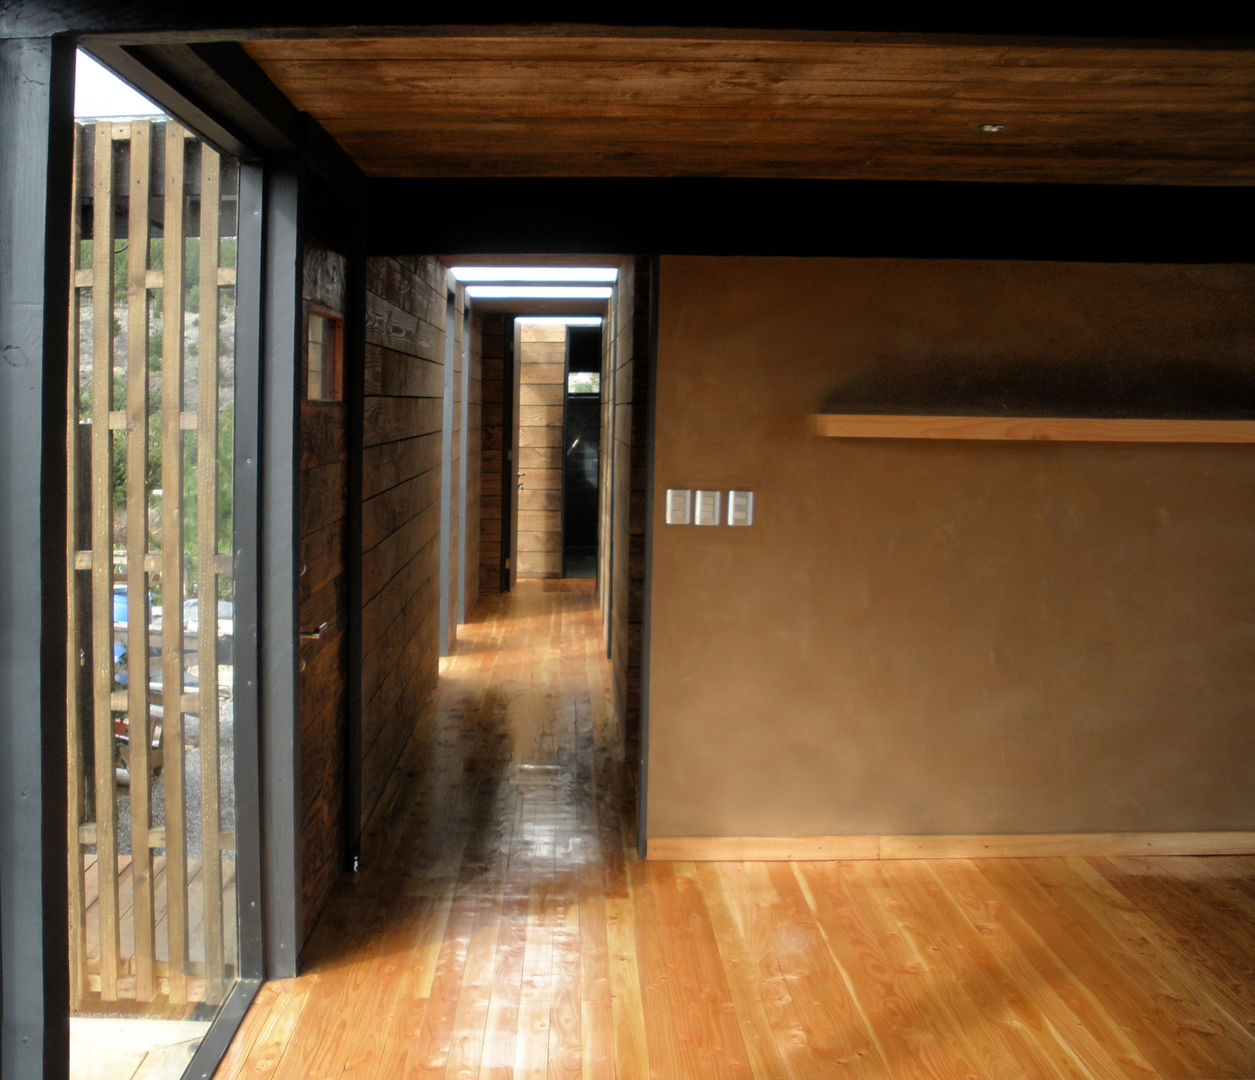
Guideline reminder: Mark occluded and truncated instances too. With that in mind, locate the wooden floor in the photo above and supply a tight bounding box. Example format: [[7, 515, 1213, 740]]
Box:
[[215, 579, 1255, 1079]]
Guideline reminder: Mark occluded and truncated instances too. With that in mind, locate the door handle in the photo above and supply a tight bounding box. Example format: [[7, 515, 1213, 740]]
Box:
[[300, 620, 329, 641]]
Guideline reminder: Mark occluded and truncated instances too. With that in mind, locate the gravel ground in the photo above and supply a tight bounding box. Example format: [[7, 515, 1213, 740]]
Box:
[[115, 692, 236, 862]]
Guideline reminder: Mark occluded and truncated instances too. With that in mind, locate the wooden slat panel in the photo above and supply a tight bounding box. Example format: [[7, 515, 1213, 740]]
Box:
[[811, 412, 1255, 442], [160, 120, 190, 1005], [89, 119, 120, 1000], [196, 142, 225, 1003], [125, 119, 157, 1002]]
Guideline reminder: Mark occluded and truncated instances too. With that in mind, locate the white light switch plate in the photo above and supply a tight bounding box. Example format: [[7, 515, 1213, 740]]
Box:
[[694, 489, 721, 526], [727, 490, 755, 526], [665, 488, 692, 525]]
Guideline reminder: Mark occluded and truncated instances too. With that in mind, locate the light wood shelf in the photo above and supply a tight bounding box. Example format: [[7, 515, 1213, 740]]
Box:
[[811, 413, 1255, 444]]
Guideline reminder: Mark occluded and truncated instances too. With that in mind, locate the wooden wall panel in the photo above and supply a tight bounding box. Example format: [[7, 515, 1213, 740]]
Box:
[[517, 323, 566, 577], [609, 258, 652, 761], [478, 313, 506, 592], [465, 312, 482, 608], [445, 287, 462, 652], [298, 243, 350, 947], [360, 255, 448, 831]]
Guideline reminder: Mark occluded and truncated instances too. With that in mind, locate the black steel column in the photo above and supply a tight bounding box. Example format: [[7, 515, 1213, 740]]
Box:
[[259, 154, 303, 978], [0, 32, 74, 1080]]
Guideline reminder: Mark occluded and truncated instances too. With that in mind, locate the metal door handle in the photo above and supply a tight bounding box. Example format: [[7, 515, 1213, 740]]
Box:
[[300, 620, 329, 641]]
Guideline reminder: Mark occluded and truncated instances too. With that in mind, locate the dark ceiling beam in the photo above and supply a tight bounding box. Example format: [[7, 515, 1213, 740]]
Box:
[[5, 2, 1255, 41], [82, 40, 361, 197], [369, 178, 1255, 263], [85, 41, 299, 157]]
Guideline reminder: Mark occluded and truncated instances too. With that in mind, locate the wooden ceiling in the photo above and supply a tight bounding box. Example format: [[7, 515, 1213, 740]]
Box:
[[243, 34, 1255, 185]]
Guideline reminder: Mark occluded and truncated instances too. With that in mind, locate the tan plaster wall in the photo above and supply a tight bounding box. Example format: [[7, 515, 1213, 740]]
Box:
[[648, 256, 1255, 838]]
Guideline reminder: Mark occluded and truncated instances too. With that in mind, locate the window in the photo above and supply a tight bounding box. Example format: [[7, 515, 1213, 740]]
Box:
[[307, 308, 344, 401]]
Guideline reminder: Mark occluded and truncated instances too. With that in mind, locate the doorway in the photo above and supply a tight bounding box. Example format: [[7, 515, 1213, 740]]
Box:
[[562, 324, 602, 577]]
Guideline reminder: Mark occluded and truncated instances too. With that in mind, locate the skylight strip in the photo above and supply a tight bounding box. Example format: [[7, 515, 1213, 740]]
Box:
[[451, 266, 618, 283], [464, 285, 613, 300]]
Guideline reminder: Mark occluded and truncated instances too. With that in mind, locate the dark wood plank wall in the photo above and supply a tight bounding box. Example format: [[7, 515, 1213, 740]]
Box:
[[598, 311, 613, 648], [465, 310, 483, 609], [611, 258, 652, 759], [360, 255, 449, 828], [517, 322, 566, 578], [478, 313, 506, 592], [298, 245, 350, 945], [445, 289, 462, 651]]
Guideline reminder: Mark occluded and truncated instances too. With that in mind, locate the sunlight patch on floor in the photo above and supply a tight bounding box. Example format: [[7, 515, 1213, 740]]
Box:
[[70, 1017, 210, 1080]]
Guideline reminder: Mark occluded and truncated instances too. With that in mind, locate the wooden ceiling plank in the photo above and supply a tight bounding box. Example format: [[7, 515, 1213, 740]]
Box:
[[243, 36, 1255, 69], [250, 63, 1255, 101], [241, 33, 1255, 185]]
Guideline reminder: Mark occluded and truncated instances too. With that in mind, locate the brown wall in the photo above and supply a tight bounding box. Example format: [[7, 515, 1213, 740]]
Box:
[[297, 244, 349, 943], [479, 313, 506, 591], [360, 255, 449, 828], [516, 321, 567, 577], [465, 308, 482, 610], [609, 258, 652, 762], [648, 256, 1255, 839]]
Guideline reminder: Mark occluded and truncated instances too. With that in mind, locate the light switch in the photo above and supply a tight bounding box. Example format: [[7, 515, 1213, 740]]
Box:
[[665, 488, 692, 525], [727, 490, 755, 526], [694, 489, 721, 526]]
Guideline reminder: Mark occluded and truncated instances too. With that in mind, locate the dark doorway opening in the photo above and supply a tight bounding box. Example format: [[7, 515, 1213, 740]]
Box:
[[562, 325, 602, 578]]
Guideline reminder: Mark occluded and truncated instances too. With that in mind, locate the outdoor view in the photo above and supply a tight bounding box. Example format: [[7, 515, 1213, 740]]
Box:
[[67, 52, 241, 1080]]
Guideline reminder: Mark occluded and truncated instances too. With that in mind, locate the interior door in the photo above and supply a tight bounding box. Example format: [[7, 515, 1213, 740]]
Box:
[[298, 250, 350, 944]]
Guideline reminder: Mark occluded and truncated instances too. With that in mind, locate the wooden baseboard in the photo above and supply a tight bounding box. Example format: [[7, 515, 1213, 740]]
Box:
[[646, 832, 1255, 862]]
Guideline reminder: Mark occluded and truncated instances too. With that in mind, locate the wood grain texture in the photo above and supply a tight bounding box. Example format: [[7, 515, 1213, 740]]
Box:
[[299, 243, 351, 949], [478, 314, 507, 593], [214, 581, 1255, 1080], [516, 324, 567, 578], [359, 255, 449, 834], [608, 258, 651, 762], [243, 36, 1255, 185], [812, 412, 1255, 442]]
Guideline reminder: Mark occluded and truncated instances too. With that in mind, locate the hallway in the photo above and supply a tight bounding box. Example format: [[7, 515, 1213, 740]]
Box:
[[214, 580, 1255, 1079]]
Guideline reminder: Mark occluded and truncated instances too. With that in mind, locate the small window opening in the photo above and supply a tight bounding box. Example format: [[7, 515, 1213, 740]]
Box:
[[307, 308, 344, 401], [567, 371, 600, 395]]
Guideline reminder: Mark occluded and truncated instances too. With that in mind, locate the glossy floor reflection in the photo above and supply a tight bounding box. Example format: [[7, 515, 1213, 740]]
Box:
[[215, 580, 1255, 1079]]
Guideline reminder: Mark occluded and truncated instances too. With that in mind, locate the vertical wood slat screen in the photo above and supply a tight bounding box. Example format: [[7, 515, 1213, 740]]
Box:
[[66, 119, 238, 1010]]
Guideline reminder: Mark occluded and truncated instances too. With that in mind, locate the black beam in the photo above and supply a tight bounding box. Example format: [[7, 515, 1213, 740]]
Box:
[[6, 2, 1255, 40], [368, 178, 1255, 263], [86, 41, 300, 158], [259, 154, 303, 979], [232, 161, 267, 981], [82, 42, 363, 202], [0, 34, 74, 1080]]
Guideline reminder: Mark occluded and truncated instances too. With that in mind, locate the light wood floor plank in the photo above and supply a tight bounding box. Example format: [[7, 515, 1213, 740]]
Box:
[[213, 581, 1255, 1080]]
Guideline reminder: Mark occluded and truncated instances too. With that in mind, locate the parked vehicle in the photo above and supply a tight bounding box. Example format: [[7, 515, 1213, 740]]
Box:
[[111, 587, 233, 784]]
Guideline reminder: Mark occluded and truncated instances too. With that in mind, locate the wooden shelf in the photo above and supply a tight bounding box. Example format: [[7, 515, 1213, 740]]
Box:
[[811, 413, 1255, 444]]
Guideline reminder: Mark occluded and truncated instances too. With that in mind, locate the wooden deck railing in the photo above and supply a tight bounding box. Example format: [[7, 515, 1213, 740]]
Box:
[[67, 119, 238, 1011]]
